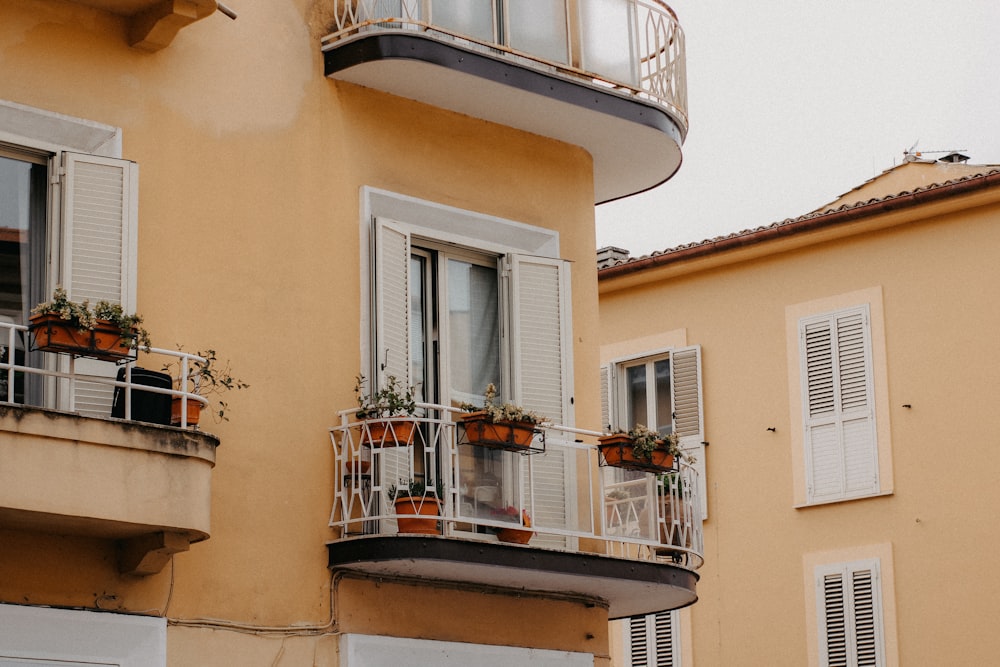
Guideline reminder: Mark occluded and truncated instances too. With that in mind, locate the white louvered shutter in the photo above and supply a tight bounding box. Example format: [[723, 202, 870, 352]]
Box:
[[801, 306, 878, 503], [60, 153, 137, 417], [817, 559, 884, 667], [628, 611, 680, 667], [372, 218, 413, 523], [509, 255, 574, 549], [670, 345, 706, 519], [600, 364, 614, 432]]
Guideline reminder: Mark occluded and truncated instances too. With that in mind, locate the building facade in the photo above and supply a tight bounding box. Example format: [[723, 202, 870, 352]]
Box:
[[599, 157, 1000, 666], [0, 1, 701, 665]]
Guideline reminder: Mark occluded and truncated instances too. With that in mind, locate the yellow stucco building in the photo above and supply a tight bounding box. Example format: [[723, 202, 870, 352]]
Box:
[[599, 154, 1000, 666], [0, 2, 704, 665]]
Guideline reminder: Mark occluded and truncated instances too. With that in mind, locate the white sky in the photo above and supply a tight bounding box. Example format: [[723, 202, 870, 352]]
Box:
[[595, 1, 1000, 256]]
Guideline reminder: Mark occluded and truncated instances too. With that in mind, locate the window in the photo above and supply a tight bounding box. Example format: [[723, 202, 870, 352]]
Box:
[[431, 0, 570, 65], [364, 191, 574, 544], [799, 305, 878, 503], [602, 346, 705, 518], [627, 611, 681, 667], [0, 100, 137, 416], [815, 559, 885, 667]]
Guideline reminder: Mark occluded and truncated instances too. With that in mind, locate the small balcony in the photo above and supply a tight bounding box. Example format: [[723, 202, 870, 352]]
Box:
[[0, 322, 218, 575], [321, 0, 687, 204], [328, 407, 703, 619]]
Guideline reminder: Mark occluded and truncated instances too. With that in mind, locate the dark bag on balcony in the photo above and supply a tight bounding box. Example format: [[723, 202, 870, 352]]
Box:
[[111, 367, 172, 426]]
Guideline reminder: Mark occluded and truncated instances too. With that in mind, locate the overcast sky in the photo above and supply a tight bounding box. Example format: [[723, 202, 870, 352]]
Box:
[[595, 1, 1000, 256]]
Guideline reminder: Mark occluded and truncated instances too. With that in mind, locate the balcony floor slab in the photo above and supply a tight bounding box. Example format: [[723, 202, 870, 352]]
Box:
[[327, 535, 697, 619]]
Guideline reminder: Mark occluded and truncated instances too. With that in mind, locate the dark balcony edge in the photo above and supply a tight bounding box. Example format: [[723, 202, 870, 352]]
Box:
[[323, 33, 683, 204], [327, 535, 698, 619]]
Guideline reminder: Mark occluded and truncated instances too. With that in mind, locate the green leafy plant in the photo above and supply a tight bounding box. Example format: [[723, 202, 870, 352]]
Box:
[[31, 286, 151, 350], [354, 373, 417, 419], [387, 478, 444, 500], [164, 348, 249, 422], [459, 383, 543, 425]]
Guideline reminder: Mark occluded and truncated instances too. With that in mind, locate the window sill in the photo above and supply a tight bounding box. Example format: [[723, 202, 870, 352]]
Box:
[[794, 489, 893, 509]]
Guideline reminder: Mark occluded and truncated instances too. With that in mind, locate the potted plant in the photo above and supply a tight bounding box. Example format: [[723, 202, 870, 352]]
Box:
[[598, 425, 687, 473], [354, 374, 418, 446], [387, 479, 444, 535], [29, 287, 151, 360], [492, 505, 533, 544], [164, 348, 248, 427], [458, 383, 543, 450]]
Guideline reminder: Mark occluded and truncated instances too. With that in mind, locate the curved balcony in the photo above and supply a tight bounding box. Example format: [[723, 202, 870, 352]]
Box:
[[0, 322, 219, 575], [321, 0, 687, 204], [328, 406, 703, 619]]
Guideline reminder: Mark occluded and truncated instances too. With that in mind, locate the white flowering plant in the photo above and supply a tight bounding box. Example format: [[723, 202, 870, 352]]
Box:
[[459, 383, 543, 425]]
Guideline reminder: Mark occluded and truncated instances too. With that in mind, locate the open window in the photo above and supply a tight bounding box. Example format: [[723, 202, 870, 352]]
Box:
[[365, 194, 574, 545]]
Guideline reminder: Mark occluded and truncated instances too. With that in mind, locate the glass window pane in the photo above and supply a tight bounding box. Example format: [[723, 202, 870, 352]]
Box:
[[579, 0, 637, 85], [447, 258, 500, 406], [409, 255, 427, 404], [654, 359, 672, 436], [433, 0, 495, 42], [506, 0, 568, 65], [626, 363, 647, 429]]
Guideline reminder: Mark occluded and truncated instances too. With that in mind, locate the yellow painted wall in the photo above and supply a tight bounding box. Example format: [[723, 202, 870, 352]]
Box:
[[1, 0, 605, 663], [599, 189, 1000, 665]]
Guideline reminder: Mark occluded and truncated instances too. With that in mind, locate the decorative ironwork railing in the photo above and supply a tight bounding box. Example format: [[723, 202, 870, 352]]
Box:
[[329, 404, 703, 570], [0, 320, 208, 430], [321, 0, 688, 132]]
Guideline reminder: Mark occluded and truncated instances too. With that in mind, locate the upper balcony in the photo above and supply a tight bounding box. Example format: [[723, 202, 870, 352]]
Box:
[[328, 407, 703, 619], [321, 0, 688, 204], [0, 322, 219, 575]]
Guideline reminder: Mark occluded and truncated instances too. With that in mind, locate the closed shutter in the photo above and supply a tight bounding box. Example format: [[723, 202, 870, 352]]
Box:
[[600, 363, 614, 432], [628, 611, 680, 667], [801, 306, 878, 503], [509, 255, 574, 549], [60, 153, 137, 417], [817, 559, 884, 667], [670, 345, 706, 519], [371, 218, 413, 525]]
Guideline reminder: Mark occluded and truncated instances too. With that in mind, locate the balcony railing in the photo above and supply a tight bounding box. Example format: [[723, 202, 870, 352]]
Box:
[[329, 405, 703, 570], [321, 0, 688, 131], [0, 320, 207, 429]]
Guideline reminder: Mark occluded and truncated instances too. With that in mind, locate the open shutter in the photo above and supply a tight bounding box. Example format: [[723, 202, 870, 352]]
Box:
[[670, 345, 706, 519], [817, 559, 884, 667], [600, 363, 614, 432], [371, 218, 412, 520], [509, 255, 574, 548], [60, 152, 137, 417], [801, 306, 878, 503]]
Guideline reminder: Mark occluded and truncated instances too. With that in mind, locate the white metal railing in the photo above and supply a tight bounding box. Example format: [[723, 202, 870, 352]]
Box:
[[0, 320, 208, 430], [321, 0, 688, 131], [329, 404, 703, 570]]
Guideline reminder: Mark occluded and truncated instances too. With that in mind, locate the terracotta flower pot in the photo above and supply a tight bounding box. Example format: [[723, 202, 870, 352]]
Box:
[[362, 419, 416, 446], [171, 397, 202, 427], [393, 496, 442, 534], [28, 313, 133, 361], [598, 435, 675, 472], [496, 527, 533, 544], [461, 411, 535, 449]]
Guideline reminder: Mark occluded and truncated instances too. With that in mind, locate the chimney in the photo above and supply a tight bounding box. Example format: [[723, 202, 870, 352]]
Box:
[[938, 152, 971, 164], [597, 246, 630, 269]]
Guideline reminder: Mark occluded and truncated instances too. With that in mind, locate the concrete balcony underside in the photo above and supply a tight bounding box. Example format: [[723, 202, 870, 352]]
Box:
[[64, 0, 218, 51], [324, 33, 684, 204], [327, 536, 698, 619], [0, 405, 219, 575]]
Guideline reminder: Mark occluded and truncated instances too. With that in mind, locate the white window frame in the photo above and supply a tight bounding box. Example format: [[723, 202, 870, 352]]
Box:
[[625, 610, 682, 667], [0, 603, 165, 666], [0, 99, 137, 416], [604, 345, 706, 518], [799, 305, 879, 504], [815, 559, 886, 667]]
